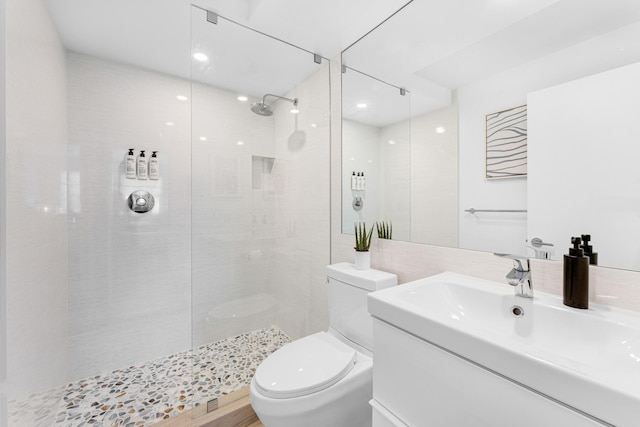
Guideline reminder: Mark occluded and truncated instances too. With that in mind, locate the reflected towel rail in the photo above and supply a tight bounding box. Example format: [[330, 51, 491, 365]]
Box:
[[465, 208, 527, 214]]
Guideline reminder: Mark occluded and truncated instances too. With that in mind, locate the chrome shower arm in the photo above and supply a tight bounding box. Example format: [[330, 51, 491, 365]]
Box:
[[262, 93, 298, 106]]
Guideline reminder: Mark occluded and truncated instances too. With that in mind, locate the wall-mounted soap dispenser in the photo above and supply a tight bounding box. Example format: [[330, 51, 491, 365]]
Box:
[[148, 151, 159, 180], [563, 236, 589, 309], [137, 150, 148, 180], [125, 148, 136, 179]]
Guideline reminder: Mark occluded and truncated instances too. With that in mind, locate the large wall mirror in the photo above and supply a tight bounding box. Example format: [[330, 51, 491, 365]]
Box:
[[342, 0, 640, 271]]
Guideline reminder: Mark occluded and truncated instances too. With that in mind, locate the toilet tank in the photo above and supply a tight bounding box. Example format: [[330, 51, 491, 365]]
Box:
[[326, 262, 397, 351]]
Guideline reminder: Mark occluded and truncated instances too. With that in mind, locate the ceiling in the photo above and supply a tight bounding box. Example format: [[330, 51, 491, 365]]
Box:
[[45, 0, 410, 84], [45, 0, 640, 127]]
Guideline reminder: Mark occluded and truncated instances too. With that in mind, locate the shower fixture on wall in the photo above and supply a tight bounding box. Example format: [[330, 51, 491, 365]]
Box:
[[250, 94, 298, 116]]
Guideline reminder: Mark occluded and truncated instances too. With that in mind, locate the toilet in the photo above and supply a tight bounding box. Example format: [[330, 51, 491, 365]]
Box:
[[249, 262, 397, 427]]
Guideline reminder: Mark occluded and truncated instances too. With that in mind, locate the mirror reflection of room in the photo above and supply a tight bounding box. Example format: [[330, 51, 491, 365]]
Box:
[[341, 0, 640, 270]]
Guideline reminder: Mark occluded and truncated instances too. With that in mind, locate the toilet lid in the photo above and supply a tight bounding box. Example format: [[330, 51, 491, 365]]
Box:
[[253, 332, 357, 399]]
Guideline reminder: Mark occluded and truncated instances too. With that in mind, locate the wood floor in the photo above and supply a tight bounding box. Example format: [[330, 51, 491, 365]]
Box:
[[153, 387, 264, 427]]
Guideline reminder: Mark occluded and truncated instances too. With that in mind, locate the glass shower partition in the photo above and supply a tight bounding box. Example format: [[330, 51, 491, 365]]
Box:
[[189, 6, 331, 414]]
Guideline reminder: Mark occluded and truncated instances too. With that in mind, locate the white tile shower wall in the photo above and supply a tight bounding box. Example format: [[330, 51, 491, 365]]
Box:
[[379, 121, 410, 242], [5, 0, 69, 400], [410, 104, 458, 247], [66, 53, 191, 380], [330, 56, 640, 315], [271, 63, 331, 339]]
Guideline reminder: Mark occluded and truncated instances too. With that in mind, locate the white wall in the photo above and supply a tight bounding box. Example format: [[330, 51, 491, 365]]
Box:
[[528, 61, 640, 270], [457, 78, 528, 255], [458, 21, 640, 256], [5, 0, 68, 399], [1, 0, 8, 422], [66, 53, 191, 380]]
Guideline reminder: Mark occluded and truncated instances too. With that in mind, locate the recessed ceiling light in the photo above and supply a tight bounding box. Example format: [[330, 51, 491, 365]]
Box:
[[290, 108, 300, 114], [388, 140, 396, 145], [237, 141, 245, 146], [166, 122, 175, 126], [237, 95, 248, 102], [176, 95, 188, 101], [310, 123, 317, 128], [436, 126, 446, 133], [200, 136, 207, 141], [357, 103, 367, 109], [193, 52, 208, 62]]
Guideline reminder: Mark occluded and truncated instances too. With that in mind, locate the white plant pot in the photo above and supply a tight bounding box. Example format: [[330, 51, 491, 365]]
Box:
[[354, 251, 370, 270]]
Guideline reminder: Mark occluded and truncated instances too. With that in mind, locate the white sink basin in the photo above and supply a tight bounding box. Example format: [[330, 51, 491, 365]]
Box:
[[368, 271, 640, 426]]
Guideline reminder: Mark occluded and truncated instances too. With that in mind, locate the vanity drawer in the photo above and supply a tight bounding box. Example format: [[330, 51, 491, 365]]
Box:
[[372, 319, 605, 426]]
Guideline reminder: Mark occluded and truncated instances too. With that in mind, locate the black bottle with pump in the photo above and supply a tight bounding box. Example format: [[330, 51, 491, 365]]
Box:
[[580, 234, 598, 265], [563, 236, 590, 309]]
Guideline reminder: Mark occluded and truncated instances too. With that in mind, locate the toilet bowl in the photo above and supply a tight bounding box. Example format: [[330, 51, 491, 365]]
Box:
[[250, 262, 397, 427], [250, 330, 373, 427]]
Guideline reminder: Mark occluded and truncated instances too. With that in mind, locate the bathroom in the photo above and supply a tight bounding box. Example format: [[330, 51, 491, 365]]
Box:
[[2, 0, 640, 426]]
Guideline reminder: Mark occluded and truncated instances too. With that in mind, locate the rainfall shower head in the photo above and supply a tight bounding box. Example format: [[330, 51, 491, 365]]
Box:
[[250, 94, 298, 116]]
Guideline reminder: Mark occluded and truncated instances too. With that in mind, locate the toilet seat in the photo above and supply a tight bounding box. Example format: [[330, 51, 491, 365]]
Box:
[[253, 332, 357, 399]]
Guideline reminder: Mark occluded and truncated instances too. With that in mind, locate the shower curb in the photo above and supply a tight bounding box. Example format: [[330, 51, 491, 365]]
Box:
[[154, 386, 261, 427]]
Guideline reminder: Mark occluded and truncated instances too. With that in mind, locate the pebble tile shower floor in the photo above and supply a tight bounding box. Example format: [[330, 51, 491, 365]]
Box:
[[8, 327, 290, 427]]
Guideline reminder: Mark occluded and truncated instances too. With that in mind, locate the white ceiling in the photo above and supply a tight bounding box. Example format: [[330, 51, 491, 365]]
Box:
[[45, 0, 409, 82], [45, 0, 640, 127]]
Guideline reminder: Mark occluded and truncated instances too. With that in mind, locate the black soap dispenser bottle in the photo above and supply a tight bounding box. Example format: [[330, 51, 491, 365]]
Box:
[[580, 234, 598, 266], [563, 236, 590, 309]]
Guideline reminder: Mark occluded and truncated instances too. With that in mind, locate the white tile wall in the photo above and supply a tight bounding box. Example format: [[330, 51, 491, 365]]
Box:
[[5, 0, 69, 400], [66, 53, 191, 380]]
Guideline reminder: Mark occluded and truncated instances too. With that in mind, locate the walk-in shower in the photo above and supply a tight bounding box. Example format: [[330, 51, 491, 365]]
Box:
[[4, 2, 330, 426], [250, 94, 299, 116]]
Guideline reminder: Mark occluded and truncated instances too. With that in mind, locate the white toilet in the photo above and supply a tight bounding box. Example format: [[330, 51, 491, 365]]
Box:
[[250, 262, 397, 427]]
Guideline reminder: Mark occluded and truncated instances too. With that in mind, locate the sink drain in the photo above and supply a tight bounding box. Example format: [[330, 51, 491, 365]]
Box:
[[511, 305, 525, 317]]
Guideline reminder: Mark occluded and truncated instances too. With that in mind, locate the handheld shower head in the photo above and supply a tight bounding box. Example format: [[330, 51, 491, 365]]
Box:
[[250, 94, 298, 116]]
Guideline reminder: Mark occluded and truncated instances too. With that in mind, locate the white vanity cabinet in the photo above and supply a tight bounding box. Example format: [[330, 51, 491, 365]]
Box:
[[371, 319, 606, 427]]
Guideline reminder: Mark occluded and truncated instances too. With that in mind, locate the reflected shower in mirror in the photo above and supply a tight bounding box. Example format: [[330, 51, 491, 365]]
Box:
[[341, 67, 411, 241]]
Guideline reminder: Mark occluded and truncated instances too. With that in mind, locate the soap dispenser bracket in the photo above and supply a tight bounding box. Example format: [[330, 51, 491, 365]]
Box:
[[128, 190, 155, 213]]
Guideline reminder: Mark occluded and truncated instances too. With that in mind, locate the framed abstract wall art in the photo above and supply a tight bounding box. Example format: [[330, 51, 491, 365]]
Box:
[[485, 104, 527, 179]]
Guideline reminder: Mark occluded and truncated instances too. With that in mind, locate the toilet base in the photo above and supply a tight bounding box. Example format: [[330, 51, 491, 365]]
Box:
[[250, 350, 373, 427]]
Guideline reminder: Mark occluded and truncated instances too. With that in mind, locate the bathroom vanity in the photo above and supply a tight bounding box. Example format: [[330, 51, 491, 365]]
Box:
[[368, 272, 640, 426]]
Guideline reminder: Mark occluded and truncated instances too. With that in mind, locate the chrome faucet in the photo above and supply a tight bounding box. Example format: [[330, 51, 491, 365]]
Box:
[[494, 253, 533, 298]]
